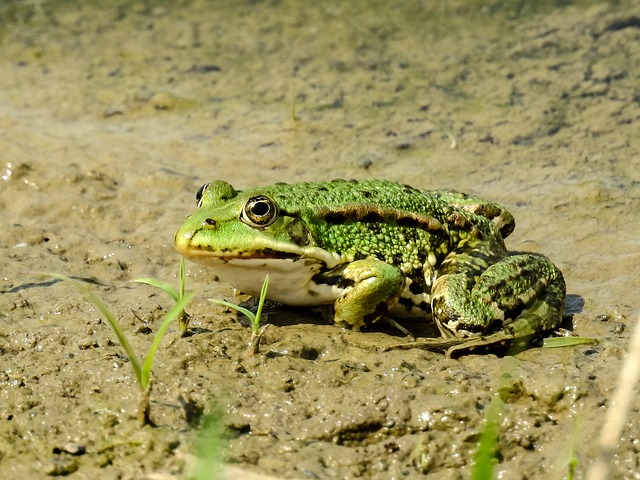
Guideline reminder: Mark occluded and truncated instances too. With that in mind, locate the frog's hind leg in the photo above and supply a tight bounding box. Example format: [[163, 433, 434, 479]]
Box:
[[432, 252, 566, 343]]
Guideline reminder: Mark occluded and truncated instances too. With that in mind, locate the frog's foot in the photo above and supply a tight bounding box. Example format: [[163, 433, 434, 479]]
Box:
[[333, 259, 406, 330], [385, 296, 563, 357], [432, 253, 566, 345], [382, 337, 468, 354], [444, 327, 539, 358]]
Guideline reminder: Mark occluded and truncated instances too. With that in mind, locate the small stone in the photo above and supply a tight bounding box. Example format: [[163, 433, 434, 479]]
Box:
[[53, 442, 86, 456], [188, 64, 221, 73], [613, 322, 625, 334], [134, 325, 153, 335], [149, 92, 178, 110]]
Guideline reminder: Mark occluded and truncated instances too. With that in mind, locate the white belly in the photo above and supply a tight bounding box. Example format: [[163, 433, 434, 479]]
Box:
[[193, 257, 344, 306]]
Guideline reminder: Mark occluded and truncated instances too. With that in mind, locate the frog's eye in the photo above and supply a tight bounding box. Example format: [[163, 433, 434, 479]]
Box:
[[195, 183, 209, 207], [241, 195, 277, 227]]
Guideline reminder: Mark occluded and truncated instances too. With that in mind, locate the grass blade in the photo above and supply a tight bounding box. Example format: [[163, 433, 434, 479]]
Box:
[[542, 336, 599, 348], [209, 299, 256, 322], [179, 256, 186, 299], [253, 275, 269, 334], [47, 273, 142, 385], [471, 395, 503, 480], [209, 275, 269, 333], [132, 277, 180, 301], [140, 292, 195, 389], [587, 312, 640, 480], [193, 408, 225, 480], [208, 275, 269, 354]]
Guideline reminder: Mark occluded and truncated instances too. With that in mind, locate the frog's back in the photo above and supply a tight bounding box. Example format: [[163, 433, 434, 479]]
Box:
[[261, 179, 444, 217], [257, 179, 512, 239]]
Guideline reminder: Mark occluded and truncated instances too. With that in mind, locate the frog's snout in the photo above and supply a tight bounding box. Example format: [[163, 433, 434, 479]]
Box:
[[173, 225, 194, 253]]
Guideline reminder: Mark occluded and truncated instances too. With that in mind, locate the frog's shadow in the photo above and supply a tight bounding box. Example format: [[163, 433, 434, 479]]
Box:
[[242, 293, 584, 338], [255, 304, 442, 339], [565, 293, 584, 316]]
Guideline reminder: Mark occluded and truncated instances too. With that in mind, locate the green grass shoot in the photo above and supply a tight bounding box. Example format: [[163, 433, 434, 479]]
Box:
[[209, 274, 269, 354], [48, 273, 194, 426], [191, 407, 225, 480], [563, 427, 579, 480], [542, 336, 599, 348], [133, 256, 192, 335], [470, 394, 503, 480]]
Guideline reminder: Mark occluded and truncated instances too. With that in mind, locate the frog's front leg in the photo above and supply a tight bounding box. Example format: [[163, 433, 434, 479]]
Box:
[[431, 251, 566, 340], [333, 259, 406, 330]]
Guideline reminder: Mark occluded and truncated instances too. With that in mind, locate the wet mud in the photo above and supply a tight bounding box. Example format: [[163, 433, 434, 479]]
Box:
[[1, 1, 639, 478]]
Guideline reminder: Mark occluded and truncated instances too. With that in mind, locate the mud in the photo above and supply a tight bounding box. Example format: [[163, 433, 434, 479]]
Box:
[[1, 1, 639, 478]]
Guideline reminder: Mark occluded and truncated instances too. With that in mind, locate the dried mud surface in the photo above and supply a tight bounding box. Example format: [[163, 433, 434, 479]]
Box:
[[1, 1, 639, 479]]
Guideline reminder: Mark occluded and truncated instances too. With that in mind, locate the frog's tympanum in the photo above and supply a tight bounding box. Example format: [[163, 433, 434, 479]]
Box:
[[175, 179, 565, 354]]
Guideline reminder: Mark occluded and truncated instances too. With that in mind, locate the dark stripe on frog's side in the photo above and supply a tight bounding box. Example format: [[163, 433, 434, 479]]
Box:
[[463, 204, 515, 238], [443, 211, 475, 232], [436, 247, 501, 279], [306, 204, 445, 232]]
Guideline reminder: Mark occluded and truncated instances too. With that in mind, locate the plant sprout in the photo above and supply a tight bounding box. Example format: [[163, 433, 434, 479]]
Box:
[[209, 274, 269, 354], [470, 394, 503, 480], [133, 256, 192, 335], [192, 407, 225, 480], [48, 273, 194, 426]]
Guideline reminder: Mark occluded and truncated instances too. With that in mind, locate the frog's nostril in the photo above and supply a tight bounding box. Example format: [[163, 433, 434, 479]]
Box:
[[204, 218, 217, 227]]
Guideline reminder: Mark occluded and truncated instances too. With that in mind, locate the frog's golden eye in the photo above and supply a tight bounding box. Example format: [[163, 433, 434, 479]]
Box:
[[195, 183, 209, 207], [241, 195, 277, 227]]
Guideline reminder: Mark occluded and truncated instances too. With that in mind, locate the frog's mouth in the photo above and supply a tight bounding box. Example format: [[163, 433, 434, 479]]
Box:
[[179, 246, 348, 272], [174, 227, 346, 268], [174, 226, 307, 261], [183, 248, 303, 261]]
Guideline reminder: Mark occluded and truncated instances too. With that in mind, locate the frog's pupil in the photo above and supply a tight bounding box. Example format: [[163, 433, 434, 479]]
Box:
[[251, 201, 270, 217]]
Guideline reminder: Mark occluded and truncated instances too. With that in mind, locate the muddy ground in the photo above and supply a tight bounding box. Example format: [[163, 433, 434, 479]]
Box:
[[1, 0, 639, 479]]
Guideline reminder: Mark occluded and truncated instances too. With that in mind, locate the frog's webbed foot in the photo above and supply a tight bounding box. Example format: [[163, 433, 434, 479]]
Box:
[[444, 330, 540, 358], [382, 323, 551, 358], [382, 337, 468, 354]]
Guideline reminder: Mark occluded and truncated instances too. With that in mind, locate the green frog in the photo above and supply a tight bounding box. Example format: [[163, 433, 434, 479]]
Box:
[[174, 179, 565, 355]]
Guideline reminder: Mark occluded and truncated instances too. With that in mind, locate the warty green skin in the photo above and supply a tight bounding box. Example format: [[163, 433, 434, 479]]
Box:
[[174, 179, 565, 349]]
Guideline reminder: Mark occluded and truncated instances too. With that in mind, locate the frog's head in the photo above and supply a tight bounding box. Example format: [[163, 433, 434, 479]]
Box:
[[174, 180, 344, 302], [174, 180, 337, 266]]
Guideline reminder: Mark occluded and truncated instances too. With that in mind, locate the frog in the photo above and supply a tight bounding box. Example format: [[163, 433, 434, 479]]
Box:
[[174, 179, 565, 356]]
